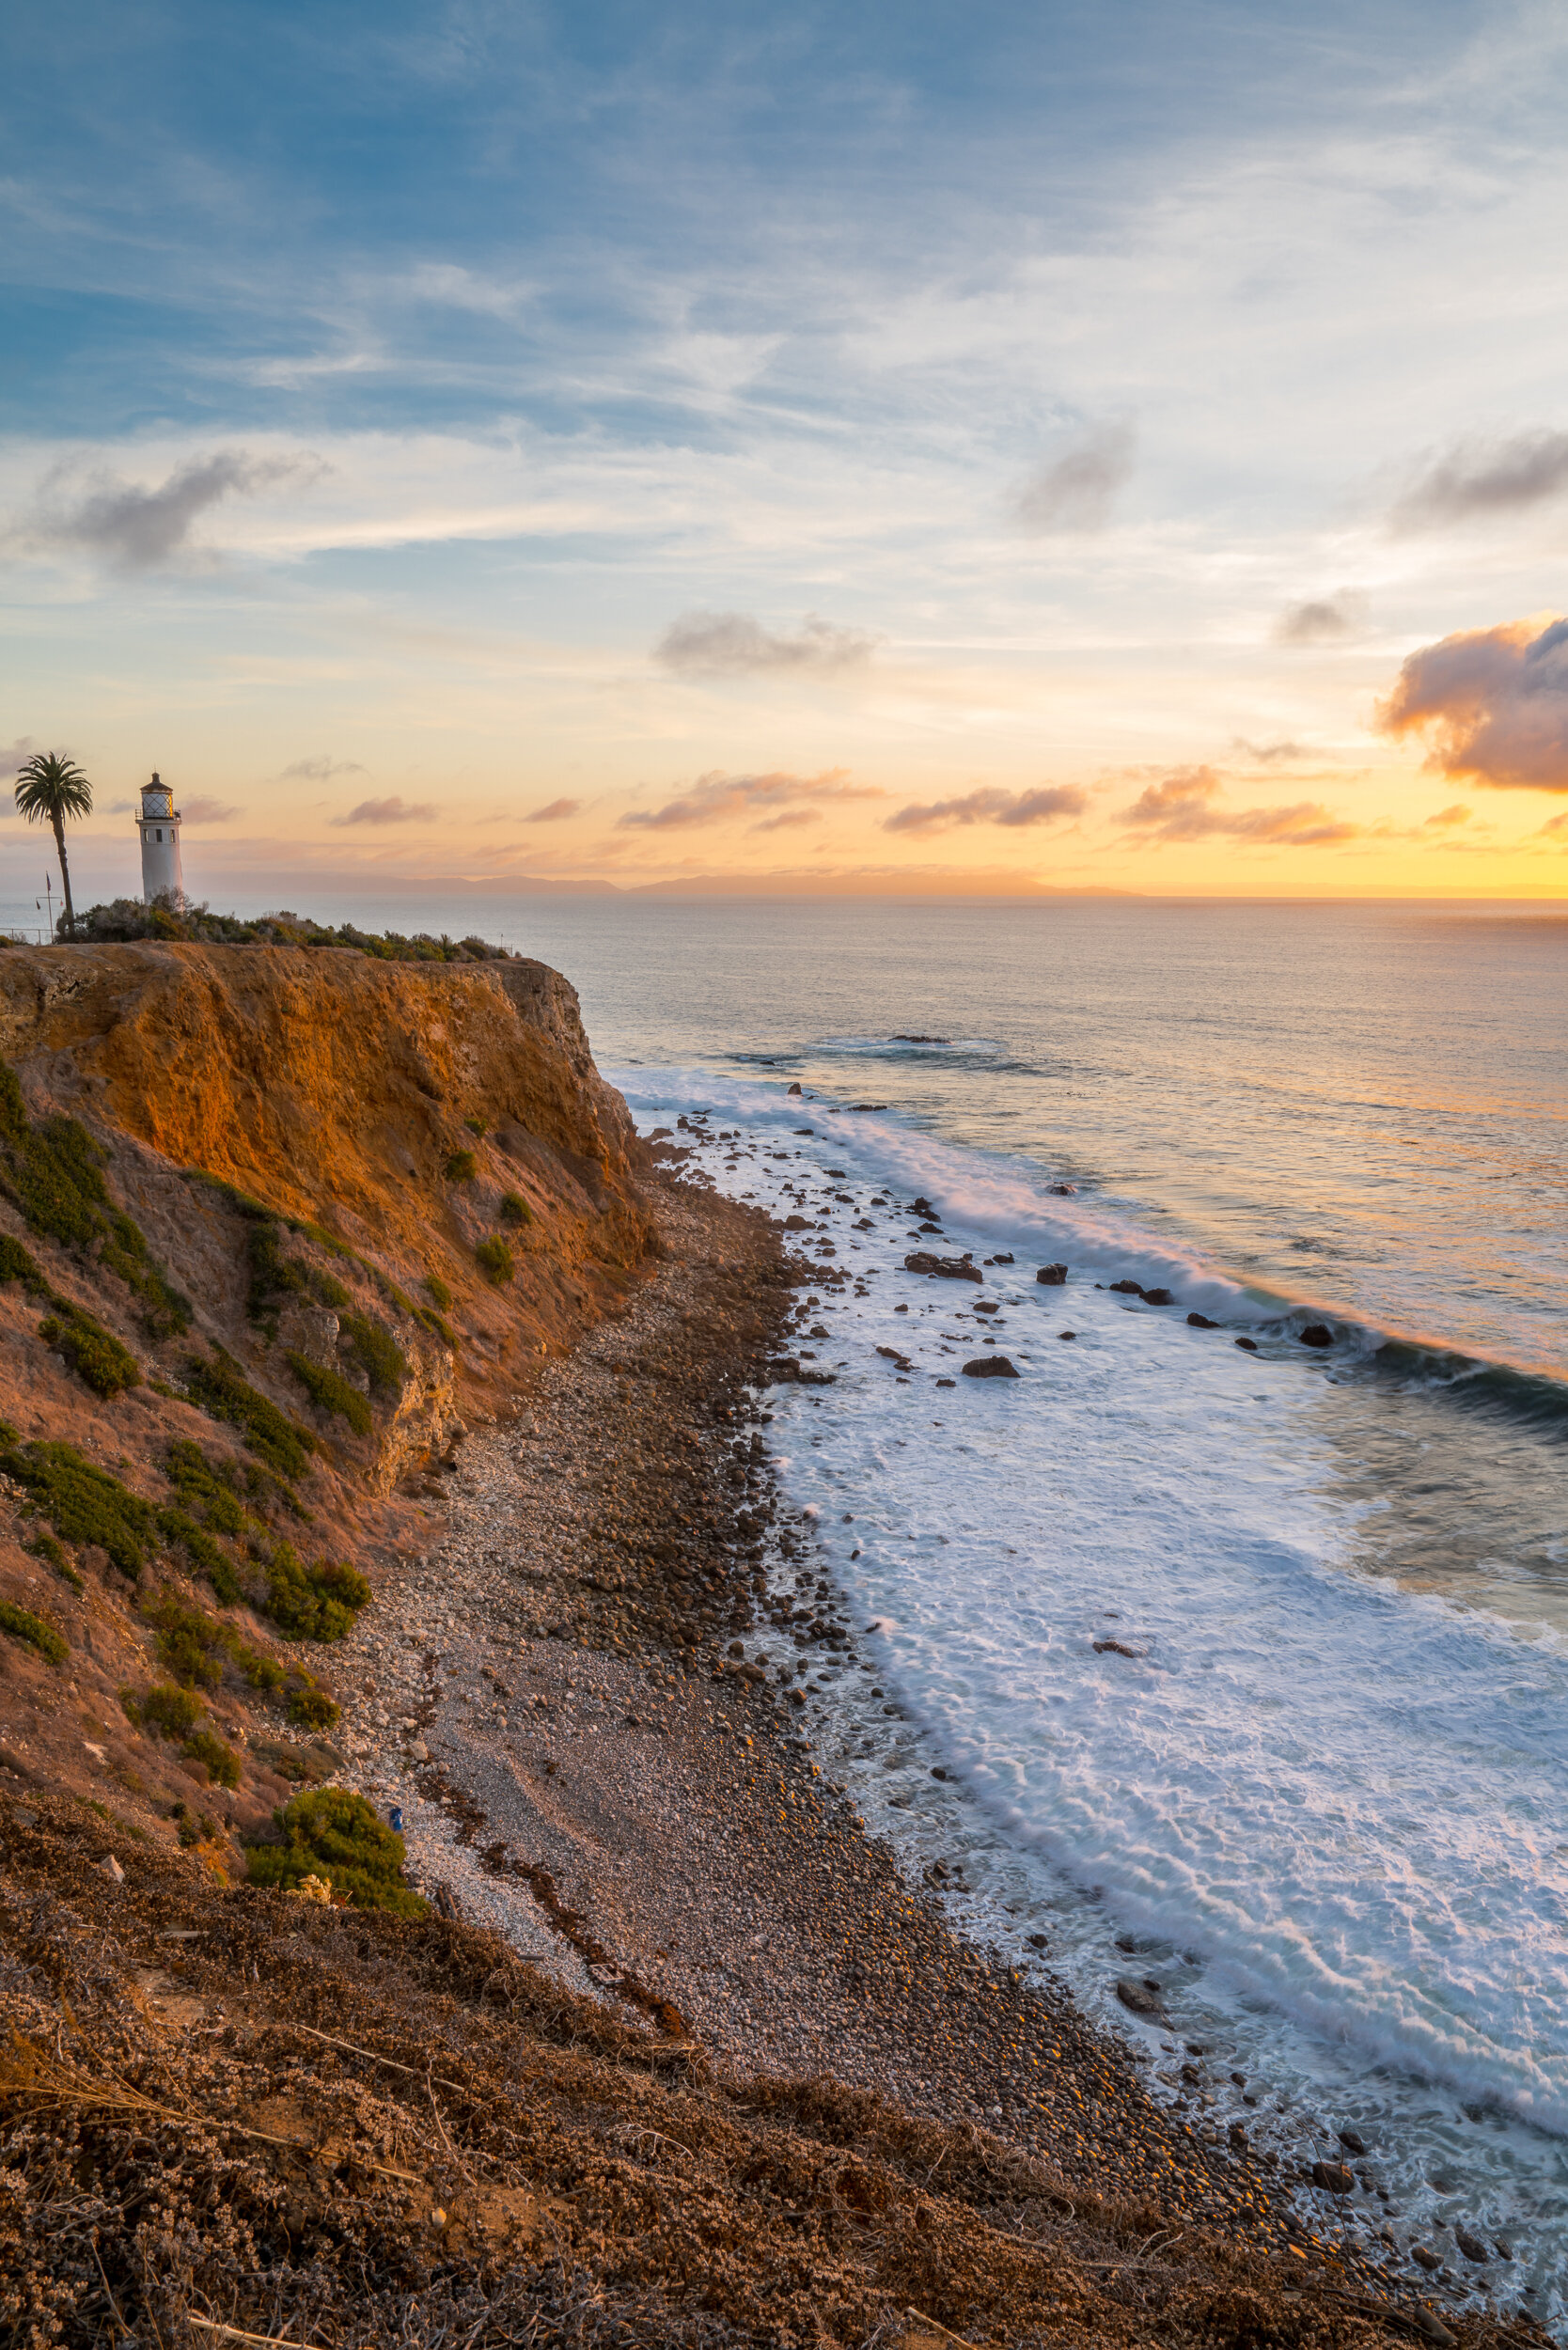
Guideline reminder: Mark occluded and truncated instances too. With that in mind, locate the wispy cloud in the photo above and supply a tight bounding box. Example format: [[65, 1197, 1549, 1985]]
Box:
[[523, 796, 579, 822], [1118, 767, 1359, 845], [331, 794, 439, 826], [0, 738, 38, 779], [1376, 615, 1568, 791], [181, 795, 243, 824], [1391, 431, 1568, 529], [283, 754, 366, 781], [16, 449, 327, 571], [1231, 738, 1316, 765], [1013, 424, 1135, 534], [1423, 802, 1473, 828], [1274, 594, 1368, 646], [884, 784, 1088, 837], [654, 610, 878, 679], [618, 768, 881, 831]]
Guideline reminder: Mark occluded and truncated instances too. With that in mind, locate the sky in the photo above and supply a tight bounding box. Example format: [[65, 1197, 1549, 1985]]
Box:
[[6, 0, 1568, 903]]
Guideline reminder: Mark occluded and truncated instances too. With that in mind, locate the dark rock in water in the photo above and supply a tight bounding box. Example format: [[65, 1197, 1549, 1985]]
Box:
[[1058, 1329, 1076, 1340], [1337, 2127, 1367, 2156], [918, 1221, 944, 1233], [1187, 1312, 1219, 1328], [1093, 1638, 1138, 1657], [765, 1357, 838, 1386], [1116, 1977, 1163, 2015], [905, 1251, 983, 1282], [893, 1035, 950, 1045], [963, 1355, 1019, 1378], [935, 1376, 956, 1386], [973, 1300, 1000, 1315], [1037, 1262, 1068, 1286], [793, 1126, 814, 1136], [1049, 1182, 1076, 1195], [1411, 2245, 1442, 2273], [1299, 1323, 1334, 1348], [1454, 2228, 1489, 2264], [1311, 2160, 1355, 2195], [875, 1346, 913, 1370], [1235, 1337, 1259, 1352], [788, 1082, 803, 1095], [993, 1251, 1014, 1263], [911, 1196, 936, 1216], [1108, 1278, 1146, 1296], [782, 1214, 812, 1230], [1142, 1287, 1173, 1307], [849, 1102, 888, 1111]]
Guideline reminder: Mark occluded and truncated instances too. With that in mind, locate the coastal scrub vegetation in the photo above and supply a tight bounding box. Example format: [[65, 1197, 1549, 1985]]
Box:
[[0, 1598, 69, 1666], [444, 1149, 477, 1182], [286, 1350, 373, 1435], [475, 1235, 513, 1285], [182, 1350, 316, 1480], [53, 896, 518, 963], [498, 1189, 532, 1226], [244, 1788, 426, 1914]]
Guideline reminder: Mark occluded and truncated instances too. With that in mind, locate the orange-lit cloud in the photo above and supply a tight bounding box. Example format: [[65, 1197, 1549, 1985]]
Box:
[[617, 767, 882, 830], [1117, 766, 1359, 845], [331, 794, 439, 826], [523, 796, 579, 821], [1377, 617, 1568, 790], [884, 784, 1088, 837], [1423, 803, 1472, 829]]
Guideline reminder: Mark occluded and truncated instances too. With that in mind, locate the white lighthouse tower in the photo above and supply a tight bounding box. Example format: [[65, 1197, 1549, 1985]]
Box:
[[137, 773, 184, 907]]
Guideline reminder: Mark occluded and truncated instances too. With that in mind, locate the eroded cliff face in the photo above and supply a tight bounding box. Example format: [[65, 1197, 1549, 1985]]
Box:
[[0, 941, 653, 1857]]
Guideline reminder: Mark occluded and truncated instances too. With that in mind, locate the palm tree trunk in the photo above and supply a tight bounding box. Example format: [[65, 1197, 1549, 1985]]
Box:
[[51, 812, 76, 939]]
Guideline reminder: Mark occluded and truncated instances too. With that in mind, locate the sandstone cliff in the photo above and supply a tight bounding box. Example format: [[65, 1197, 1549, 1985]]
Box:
[[0, 941, 653, 1858]]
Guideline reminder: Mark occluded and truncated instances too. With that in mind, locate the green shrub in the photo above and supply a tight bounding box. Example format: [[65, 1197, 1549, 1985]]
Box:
[[0, 1599, 68, 1666], [0, 1232, 45, 1292], [463, 1116, 488, 1136], [142, 1590, 230, 1686], [99, 1214, 191, 1339], [288, 1686, 340, 1731], [182, 1728, 242, 1788], [312, 1268, 352, 1310], [39, 1308, 141, 1398], [418, 1308, 456, 1348], [245, 1219, 308, 1318], [0, 1439, 158, 1581], [0, 1063, 26, 1147], [423, 1272, 452, 1309], [498, 1190, 532, 1227], [475, 1236, 514, 1286], [183, 1352, 316, 1481], [261, 1542, 370, 1641], [285, 1352, 372, 1436], [141, 1683, 204, 1737], [444, 1149, 477, 1183], [183, 1169, 274, 1220], [9, 1113, 110, 1247], [339, 1312, 406, 1399], [165, 1438, 248, 1536], [244, 1789, 426, 1915], [26, 1530, 83, 1590]]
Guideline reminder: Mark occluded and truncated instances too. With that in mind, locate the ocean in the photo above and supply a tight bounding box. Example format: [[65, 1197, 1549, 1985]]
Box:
[[15, 889, 1568, 2320]]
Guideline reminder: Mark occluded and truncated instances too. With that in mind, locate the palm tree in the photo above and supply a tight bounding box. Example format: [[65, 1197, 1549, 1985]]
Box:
[[14, 752, 92, 939]]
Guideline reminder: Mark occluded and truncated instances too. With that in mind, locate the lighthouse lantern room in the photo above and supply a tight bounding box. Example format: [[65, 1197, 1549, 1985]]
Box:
[[138, 773, 184, 907]]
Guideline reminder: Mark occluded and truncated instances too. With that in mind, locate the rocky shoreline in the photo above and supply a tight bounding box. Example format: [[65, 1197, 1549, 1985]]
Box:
[[319, 1159, 1527, 2346]]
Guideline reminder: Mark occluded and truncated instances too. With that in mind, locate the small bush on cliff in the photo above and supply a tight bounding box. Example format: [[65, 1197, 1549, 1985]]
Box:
[[139, 1684, 204, 1737], [288, 1685, 340, 1731], [475, 1235, 514, 1285], [498, 1189, 532, 1227], [183, 1352, 316, 1482], [39, 1307, 141, 1397], [0, 1232, 46, 1292], [260, 1542, 369, 1640], [142, 1590, 231, 1688], [0, 1439, 159, 1581], [99, 1214, 191, 1338], [137, 1683, 242, 1784], [245, 1789, 425, 1913], [423, 1271, 452, 1309], [444, 1149, 477, 1183], [339, 1311, 406, 1399], [165, 1439, 250, 1536], [0, 1600, 69, 1667], [285, 1352, 373, 1436]]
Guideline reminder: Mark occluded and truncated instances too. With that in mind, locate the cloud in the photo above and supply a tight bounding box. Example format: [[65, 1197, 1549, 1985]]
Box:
[[884, 784, 1089, 837], [1391, 431, 1568, 529], [750, 808, 822, 832], [1014, 423, 1135, 534], [19, 450, 326, 572], [1231, 738, 1314, 764], [0, 738, 38, 779], [283, 755, 366, 781], [653, 610, 878, 678], [1376, 616, 1568, 791], [1275, 593, 1368, 645], [618, 767, 881, 831], [180, 795, 243, 824], [1423, 803, 1472, 828], [1117, 766, 1360, 845], [524, 796, 579, 822], [331, 795, 440, 826]]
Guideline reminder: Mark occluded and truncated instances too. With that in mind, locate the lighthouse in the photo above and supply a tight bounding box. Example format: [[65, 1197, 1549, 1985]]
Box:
[[137, 773, 184, 907]]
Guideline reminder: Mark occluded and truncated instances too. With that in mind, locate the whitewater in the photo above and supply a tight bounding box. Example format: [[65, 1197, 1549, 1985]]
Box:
[[617, 1061, 1568, 2329]]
